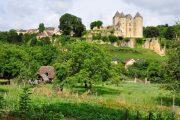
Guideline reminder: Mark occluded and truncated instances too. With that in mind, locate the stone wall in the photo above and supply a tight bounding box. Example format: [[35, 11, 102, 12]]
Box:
[[121, 38, 136, 48], [143, 38, 166, 56]]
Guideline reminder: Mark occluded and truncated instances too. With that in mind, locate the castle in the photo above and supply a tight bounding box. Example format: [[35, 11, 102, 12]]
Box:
[[113, 11, 143, 38]]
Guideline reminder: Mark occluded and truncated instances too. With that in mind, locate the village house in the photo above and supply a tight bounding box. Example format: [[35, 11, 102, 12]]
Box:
[[17, 27, 62, 39], [125, 59, 136, 69]]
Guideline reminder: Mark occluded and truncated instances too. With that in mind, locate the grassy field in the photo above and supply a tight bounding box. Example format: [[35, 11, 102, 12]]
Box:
[[0, 82, 179, 119], [100, 44, 167, 62]]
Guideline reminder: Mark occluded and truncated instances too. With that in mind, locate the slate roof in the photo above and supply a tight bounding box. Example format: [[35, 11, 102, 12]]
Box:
[[126, 14, 132, 19], [135, 12, 142, 18]]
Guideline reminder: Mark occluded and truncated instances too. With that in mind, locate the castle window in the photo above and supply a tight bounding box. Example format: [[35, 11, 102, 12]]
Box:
[[129, 28, 131, 31]]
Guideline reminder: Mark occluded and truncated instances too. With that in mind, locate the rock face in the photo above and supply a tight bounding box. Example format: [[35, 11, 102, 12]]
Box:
[[121, 38, 136, 48], [143, 38, 166, 56]]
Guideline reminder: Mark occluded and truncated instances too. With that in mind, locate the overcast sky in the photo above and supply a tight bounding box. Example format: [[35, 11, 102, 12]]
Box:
[[0, 0, 179, 31]]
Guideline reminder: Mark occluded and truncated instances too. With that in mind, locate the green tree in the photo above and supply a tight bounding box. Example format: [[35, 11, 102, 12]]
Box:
[[38, 23, 45, 33], [164, 26, 176, 40], [54, 42, 111, 91], [109, 35, 118, 43], [143, 26, 160, 38], [0, 32, 8, 43], [59, 13, 85, 37], [90, 20, 103, 29], [0, 44, 30, 79], [173, 21, 180, 40], [147, 62, 164, 83], [127, 60, 149, 79], [165, 40, 180, 90], [157, 24, 169, 38], [7, 29, 23, 44]]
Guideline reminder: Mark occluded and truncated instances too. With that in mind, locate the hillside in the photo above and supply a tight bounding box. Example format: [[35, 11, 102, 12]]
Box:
[[99, 44, 167, 62]]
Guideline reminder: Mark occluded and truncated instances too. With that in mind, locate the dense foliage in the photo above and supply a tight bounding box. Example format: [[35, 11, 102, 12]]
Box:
[[144, 23, 179, 40], [0, 43, 59, 80], [165, 40, 180, 90], [143, 26, 160, 38], [54, 42, 112, 90], [90, 20, 103, 29], [38, 23, 45, 33], [59, 13, 86, 37]]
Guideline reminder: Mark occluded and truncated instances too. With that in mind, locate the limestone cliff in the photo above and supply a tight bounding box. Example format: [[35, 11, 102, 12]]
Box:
[[143, 38, 166, 56]]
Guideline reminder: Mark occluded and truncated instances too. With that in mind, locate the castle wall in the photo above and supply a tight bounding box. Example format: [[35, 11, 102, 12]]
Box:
[[126, 18, 134, 37]]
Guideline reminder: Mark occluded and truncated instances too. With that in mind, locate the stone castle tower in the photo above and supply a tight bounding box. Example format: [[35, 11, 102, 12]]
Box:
[[113, 11, 143, 38]]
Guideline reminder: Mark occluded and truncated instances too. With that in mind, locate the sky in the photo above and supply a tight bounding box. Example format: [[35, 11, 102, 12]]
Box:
[[0, 0, 179, 31]]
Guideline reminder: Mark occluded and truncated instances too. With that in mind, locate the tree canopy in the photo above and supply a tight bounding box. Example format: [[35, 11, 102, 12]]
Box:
[[143, 26, 160, 38], [90, 21, 103, 29], [164, 26, 176, 40], [59, 13, 86, 37], [38, 23, 45, 33], [54, 42, 112, 90]]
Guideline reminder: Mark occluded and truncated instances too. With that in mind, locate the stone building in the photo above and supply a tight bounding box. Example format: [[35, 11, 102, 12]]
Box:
[[113, 11, 143, 38]]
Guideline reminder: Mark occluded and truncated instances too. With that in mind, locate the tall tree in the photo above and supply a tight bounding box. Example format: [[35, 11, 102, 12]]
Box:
[[7, 29, 23, 44], [164, 26, 176, 40], [143, 26, 160, 38], [38, 23, 45, 33], [90, 20, 103, 29], [59, 13, 85, 37]]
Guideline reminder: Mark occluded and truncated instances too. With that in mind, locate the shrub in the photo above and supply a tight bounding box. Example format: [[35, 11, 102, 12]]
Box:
[[101, 36, 109, 42], [136, 38, 145, 45], [0, 96, 5, 119], [92, 33, 101, 40], [123, 37, 130, 42], [18, 87, 31, 120], [109, 35, 118, 43]]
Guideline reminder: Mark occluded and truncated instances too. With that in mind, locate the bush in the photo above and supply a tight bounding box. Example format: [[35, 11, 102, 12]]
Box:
[[123, 37, 130, 42], [127, 60, 149, 79], [92, 33, 101, 40], [136, 38, 145, 45], [0, 96, 5, 118], [108, 35, 118, 43], [19, 87, 31, 120], [101, 36, 109, 42]]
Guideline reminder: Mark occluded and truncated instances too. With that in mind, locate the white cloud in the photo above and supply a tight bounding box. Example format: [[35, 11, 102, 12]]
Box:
[[0, 0, 72, 31], [68, 0, 180, 28], [0, 0, 179, 31]]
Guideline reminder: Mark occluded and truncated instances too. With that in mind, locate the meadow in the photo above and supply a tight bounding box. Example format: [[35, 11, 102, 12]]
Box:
[[0, 82, 179, 120]]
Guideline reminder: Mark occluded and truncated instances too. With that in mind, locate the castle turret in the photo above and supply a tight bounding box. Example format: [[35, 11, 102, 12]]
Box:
[[133, 12, 143, 38], [113, 12, 127, 37], [126, 14, 134, 37], [113, 11, 143, 38]]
